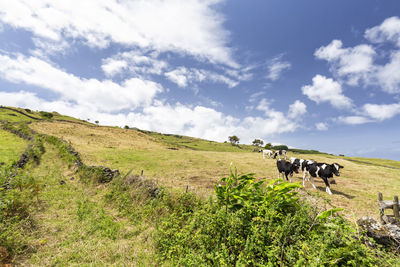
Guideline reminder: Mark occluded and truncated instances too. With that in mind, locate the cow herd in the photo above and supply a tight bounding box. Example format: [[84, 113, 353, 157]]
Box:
[[261, 149, 344, 195]]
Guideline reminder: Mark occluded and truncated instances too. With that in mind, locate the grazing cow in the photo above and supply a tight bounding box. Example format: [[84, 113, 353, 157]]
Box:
[[306, 162, 344, 195], [273, 150, 287, 160], [276, 159, 299, 182], [261, 149, 273, 159]]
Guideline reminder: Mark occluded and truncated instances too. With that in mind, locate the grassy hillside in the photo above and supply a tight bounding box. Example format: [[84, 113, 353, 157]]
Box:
[[1, 108, 399, 265], [0, 106, 91, 124], [28, 120, 400, 220], [0, 129, 27, 165], [142, 130, 256, 152]]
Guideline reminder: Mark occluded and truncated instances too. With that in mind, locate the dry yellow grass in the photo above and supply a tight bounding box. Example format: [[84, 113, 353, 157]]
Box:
[[30, 121, 400, 220]]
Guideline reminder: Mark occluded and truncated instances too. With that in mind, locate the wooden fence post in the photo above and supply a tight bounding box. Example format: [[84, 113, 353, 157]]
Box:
[[378, 192, 384, 223], [394, 195, 399, 221]]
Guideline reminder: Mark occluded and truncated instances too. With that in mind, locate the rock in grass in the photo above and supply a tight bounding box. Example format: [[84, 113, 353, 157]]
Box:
[[358, 216, 400, 250]]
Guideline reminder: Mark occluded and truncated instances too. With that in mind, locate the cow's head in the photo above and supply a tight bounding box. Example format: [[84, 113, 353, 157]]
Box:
[[332, 163, 344, 176], [291, 162, 300, 174]]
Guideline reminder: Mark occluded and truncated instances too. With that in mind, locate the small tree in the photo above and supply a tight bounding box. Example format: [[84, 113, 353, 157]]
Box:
[[124, 125, 129, 129], [95, 120, 99, 125], [264, 143, 272, 149], [228, 135, 240, 146], [252, 139, 264, 147]]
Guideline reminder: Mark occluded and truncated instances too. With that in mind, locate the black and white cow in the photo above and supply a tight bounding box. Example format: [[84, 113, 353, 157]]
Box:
[[273, 150, 287, 160], [306, 162, 344, 195], [290, 158, 316, 186], [261, 149, 274, 159], [276, 159, 299, 182]]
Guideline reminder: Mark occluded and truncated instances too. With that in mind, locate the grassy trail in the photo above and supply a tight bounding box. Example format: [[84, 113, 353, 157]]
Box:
[[16, 144, 156, 266]]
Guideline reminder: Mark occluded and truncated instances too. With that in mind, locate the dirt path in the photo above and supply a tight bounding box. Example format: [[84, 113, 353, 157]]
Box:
[[15, 144, 156, 266]]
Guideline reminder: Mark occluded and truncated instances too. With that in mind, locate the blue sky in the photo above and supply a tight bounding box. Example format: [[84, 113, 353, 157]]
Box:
[[1, 0, 400, 159]]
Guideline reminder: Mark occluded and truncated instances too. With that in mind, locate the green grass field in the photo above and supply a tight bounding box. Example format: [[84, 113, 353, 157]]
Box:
[[1, 108, 400, 265], [0, 129, 28, 165], [29, 120, 400, 220]]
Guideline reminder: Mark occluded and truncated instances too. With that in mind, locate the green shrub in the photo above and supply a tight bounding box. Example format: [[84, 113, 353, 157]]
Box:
[[155, 168, 397, 266], [39, 111, 53, 119]]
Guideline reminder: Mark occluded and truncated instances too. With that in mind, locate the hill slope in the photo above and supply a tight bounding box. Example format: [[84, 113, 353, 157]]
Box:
[[1, 107, 399, 265], [28, 118, 400, 219]]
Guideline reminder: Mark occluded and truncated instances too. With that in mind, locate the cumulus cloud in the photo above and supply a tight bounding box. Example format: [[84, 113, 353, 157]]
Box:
[[0, 0, 237, 67], [301, 75, 353, 109], [365, 16, 400, 47], [287, 100, 307, 119], [315, 40, 375, 86], [0, 53, 162, 112], [315, 17, 400, 94], [375, 51, 400, 94], [362, 102, 400, 121]]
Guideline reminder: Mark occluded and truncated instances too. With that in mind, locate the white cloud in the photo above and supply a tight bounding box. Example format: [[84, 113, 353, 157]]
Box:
[[0, 0, 237, 67], [101, 59, 128, 77], [0, 53, 162, 112], [315, 40, 375, 86], [315, 18, 400, 94], [165, 66, 238, 88], [165, 67, 191, 87], [301, 75, 353, 109], [287, 100, 307, 119], [362, 102, 400, 121], [266, 56, 291, 81], [375, 51, 400, 94], [315, 122, 328, 131], [30, 37, 70, 59], [101, 50, 168, 78], [337, 116, 372, 125], [365, 16, 400, 47]]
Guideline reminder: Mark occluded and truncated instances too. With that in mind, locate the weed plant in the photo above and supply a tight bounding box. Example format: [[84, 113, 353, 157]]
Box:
[[0, 165, 41, 261]]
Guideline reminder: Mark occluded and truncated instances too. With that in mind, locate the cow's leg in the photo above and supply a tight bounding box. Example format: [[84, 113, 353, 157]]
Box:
[[309, 175, 316, 189], [321, 177, 332, 195], [285, 171, 291, 182]]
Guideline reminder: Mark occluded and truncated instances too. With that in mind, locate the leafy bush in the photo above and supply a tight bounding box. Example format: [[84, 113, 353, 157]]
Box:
[[39, 111, 53, 119], [155, 167, 397, 266]]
